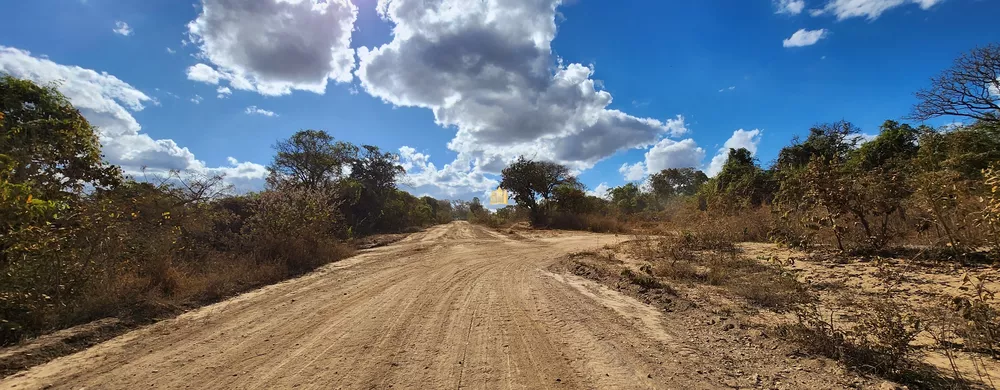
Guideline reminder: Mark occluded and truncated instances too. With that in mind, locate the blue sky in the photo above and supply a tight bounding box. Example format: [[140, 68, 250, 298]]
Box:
[[1, 0, 996, 200]]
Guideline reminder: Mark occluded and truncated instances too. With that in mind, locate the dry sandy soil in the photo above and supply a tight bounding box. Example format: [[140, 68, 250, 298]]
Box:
[[3, 222, 898, 389]]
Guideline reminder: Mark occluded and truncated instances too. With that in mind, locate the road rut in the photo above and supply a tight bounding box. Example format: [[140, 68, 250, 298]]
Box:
[[3, 222, 743, 389]]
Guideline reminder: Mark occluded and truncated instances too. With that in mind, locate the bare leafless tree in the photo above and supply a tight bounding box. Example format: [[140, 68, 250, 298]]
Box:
[[910, 44, 1000, 123], [139, 167, 233, 206]]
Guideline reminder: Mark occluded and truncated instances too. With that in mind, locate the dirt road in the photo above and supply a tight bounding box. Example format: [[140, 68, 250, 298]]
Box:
[[0, 222, 846, 389]]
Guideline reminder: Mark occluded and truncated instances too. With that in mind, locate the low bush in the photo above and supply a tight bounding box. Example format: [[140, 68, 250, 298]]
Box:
[[620, 268, 664, 290], [779, 300, 942, 387], [626, 235, 808, 311], [0, 77, 450, 345]]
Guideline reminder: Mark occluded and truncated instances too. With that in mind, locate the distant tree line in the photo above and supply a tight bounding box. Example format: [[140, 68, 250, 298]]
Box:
[[491, 43, 1000, 256]]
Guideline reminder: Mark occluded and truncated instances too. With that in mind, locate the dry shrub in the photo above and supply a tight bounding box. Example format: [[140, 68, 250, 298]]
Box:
[[0, 182, 356, 346], [619, 268, 663, 290], [703, 252, 810, 310], [548, 212, 629, 233], [627, 235, 808, 311], [952, 297, 1000, 358], [927, 273, 1000, 361], [652, 259, 701, 282], [661, 202, 781, 246], [778, 300, 953, 388]]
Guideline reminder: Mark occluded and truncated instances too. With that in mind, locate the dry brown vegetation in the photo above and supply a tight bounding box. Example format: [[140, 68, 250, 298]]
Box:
[[1, 76, 453, 349], [551, 215, 1000, 389], [472, 102, 1000, 388]]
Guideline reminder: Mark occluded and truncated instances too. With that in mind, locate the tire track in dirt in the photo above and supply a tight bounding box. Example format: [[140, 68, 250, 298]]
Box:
[[2, 222, 863, 389]]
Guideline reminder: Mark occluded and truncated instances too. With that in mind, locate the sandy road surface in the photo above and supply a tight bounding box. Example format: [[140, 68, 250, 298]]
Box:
[[3, 222, 749, 389]]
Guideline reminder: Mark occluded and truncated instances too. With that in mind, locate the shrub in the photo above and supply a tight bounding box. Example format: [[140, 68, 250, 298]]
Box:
[[781, 299, 925, 382], [620, 268, 664, 290]]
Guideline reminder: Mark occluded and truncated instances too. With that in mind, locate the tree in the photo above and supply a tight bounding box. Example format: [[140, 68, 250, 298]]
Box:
[[0, 75, 121, 200], [910, 43, 1000, 123], [849, 120, 920, 171], [469, 197, 485, 215], [648, 168, 708, 200], [267, 129, 358, 190], [773, 121, 862, 214], [915, 121, 1000, 180], [343, 145, 405, 234], [712, 148, 773, 208], [499, 157, 576, 225], [451, 200, 471, 220], [349, 145, 404, 193], [552, 183, 589, 214], [609, 183, 645, 214], [799, 157, 911, 251], [775, 121, 861, 171]]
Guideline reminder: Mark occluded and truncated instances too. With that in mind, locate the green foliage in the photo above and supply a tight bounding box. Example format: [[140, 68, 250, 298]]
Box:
[[706, 148, 773, 209], [551, 183, 589, 214], [0, 75, 122, 200], [850, 120, 921, 171], [609, 183, 646, 214], [341, 145, 408, 235], [648, 167, 707, 201], [915, 121, 1000, 180], [267, 129, 358, 190], [499, 156, 576, 225], [776, 121, 861, 171]]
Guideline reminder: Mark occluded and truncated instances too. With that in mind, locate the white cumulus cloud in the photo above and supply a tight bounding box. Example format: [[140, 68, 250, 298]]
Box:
[[783, 29, 828, 47], [186, 63, 224, 84], [185, 0, 358, 96], [0, 46, 267, 190], [619, 162, 647, 181], [398, 146, 498, 198], [356, 0, 686, 197], [586, 182, 610, 199], [644, 138, 707, 173], [708, 129, 763, 176], [775, 0, 806, 14]]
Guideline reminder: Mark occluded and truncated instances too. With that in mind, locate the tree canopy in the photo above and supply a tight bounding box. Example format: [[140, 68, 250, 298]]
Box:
[[0, 75, 121, 200], [499, 157, 577, 225], [648, 168, 708, 200], [267, 129, 358, 190]]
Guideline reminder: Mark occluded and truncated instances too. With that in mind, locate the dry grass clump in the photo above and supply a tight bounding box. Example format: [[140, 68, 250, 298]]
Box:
[[774, 299, 973, 389], [625, 233, 809, 311]]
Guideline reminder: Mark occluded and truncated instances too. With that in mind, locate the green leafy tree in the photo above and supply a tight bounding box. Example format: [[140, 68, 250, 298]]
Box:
[[648, 167, 708, 200], [711, 148, 773, 209], [343, 145, 405, 234], [0, 75, 121, 200], [267, 129, 358, 190], [609, 183, 647, 214], [499, 157, 576, 225], [915, 121, 1000, 180], [775, 121, 861, 172], [850, 120, 921, 171], [552, 183, 589, 214]]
